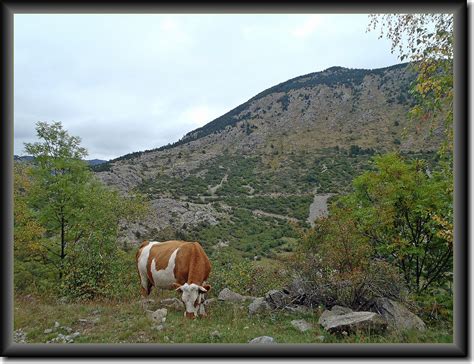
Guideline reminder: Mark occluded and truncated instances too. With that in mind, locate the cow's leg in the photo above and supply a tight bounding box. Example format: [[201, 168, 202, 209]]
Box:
[[140, 281, 153, 297]]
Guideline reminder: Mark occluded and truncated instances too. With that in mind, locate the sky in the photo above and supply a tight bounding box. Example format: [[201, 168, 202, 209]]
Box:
[[14, 14, 400, 161]]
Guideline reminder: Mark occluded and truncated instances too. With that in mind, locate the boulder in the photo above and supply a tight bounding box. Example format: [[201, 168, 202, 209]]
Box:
[[318, 306, 387, 334], [374, 298, 426, 332], [146, 308, 168, 325], [291, 319, 313, 332], [283, 277, 310, 305], [218, 288, 246, 302], [248, 336, 277, 344], [265, 289, 292, 309], [248, 297, 271, 315], [161, 298, 184, 311]]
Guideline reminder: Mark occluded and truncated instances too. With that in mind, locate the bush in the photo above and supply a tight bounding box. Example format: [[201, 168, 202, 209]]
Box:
[[210, 249, 285, 297], [293, 207, 408, 309]]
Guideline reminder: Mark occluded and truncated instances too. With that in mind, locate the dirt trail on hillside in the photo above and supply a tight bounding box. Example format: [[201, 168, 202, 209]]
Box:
[[307, 192, 334, 227]]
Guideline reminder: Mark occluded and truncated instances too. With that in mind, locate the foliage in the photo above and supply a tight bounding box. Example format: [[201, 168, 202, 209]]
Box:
[[368, 14, 453, 156], [17, 121, 148, 300], [60, 180, 147, 300], [295, 206, 406, 309], [340, 153, 452, 293], [13, 162, 45, 261], [24, 121, 91, 278], [210, 249, 286, 297]]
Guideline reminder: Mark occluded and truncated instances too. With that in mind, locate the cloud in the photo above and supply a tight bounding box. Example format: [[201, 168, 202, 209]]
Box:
[[13, 14, 400, 160], [180, 105, 227, 129], [291, 15, 322, 38]]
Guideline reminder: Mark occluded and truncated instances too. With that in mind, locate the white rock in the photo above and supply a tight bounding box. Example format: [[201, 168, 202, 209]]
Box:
[[218, 288, 245, 302], [249, 336, 277, 344], [248, 297, 271, 315], [291, 319, 313, 332], [147, 308, 168, 324]]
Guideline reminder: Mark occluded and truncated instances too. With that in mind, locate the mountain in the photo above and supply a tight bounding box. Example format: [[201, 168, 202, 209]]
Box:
[[95, 63, 444, 255], [86, 159, 108, 166], [14, 155, 107, 166]]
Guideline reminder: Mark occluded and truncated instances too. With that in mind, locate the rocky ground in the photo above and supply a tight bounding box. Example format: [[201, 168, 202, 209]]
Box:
[[14, 281, 450, 345]]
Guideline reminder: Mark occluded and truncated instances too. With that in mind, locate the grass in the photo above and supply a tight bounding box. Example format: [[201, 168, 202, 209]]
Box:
[[14, 293, 452, 344]]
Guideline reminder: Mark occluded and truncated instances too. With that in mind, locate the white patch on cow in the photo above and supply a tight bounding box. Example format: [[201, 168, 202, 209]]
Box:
[[150, 248, 180, 288], [179, 283, 201, 316], [137, 241, 164, 290]]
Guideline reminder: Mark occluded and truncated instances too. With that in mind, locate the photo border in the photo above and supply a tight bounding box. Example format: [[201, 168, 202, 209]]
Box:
[[1, 0, 468, 358]]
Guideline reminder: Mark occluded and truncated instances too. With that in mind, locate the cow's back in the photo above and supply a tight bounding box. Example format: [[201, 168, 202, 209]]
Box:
[[174, 242, 211, 285], [136, 240, 211, 289]]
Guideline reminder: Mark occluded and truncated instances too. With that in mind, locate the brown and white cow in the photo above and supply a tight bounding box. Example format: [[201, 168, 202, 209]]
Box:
[[136, 240, 211, 318]]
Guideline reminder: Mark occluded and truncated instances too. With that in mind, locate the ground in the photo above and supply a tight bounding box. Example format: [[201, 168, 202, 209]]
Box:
[[14, 293, 453, 344]]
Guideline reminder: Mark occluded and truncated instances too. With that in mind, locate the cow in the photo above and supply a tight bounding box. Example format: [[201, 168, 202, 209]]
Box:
[[136, 240, 211, 319]]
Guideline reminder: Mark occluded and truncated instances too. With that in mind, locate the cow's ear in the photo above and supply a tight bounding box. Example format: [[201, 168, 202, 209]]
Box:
[[199, 284, 211, 293], [173, 283, 182, 291]]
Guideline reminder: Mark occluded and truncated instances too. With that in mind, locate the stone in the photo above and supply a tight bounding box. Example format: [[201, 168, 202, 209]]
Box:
[[265, 289, 293, 309], [248, 336, 277, 344], [218, 288, 245, 302], [146, 308, 168, 325], [13, 329, 27, 343], [203, 298, 217, 306], [54, 321, 60, 328], [318, 306, 353, 327], [318, 308, 387, 335], [248, 297, 271, 315], [62, 326, 73, 333], [161, 298, 184, 311], [315, 335, 325, 341], [210, 330, 222, 338], [374, 298, 426, 332], [291, 319, 313, 332], [43, 328, 53, 334]]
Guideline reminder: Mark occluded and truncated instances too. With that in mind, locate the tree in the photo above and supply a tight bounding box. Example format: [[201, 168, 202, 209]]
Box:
[[25, 121, 90, 278], [24, 121, 148, 287], [341, 153, 452, 293], [367, 14, 454, 294]]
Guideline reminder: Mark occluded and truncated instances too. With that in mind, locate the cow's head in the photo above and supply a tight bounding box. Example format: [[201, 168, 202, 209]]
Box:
[[173, 283, 211, 318]]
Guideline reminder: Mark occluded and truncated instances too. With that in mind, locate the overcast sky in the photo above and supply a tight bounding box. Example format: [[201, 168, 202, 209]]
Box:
[[14, 14, 399, 160]]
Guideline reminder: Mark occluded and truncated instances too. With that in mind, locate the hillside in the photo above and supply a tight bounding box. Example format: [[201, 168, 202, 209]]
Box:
[[95, 63, 444, 255]]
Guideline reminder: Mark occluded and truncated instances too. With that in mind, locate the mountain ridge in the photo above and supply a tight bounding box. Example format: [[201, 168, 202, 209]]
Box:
[[95, 62, 414, 167], [94, 62, 444, 251]]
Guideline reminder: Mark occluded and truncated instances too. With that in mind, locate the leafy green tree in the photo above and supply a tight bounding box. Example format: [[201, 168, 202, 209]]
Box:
[[24, 121, 148, 289], [367, 14, 453, 298], [341, 153, 452, 293], [25, 121, 90, 278]]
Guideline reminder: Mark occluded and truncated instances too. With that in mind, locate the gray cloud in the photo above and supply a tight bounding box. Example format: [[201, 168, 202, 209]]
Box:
[[14, 14, 399, 160]]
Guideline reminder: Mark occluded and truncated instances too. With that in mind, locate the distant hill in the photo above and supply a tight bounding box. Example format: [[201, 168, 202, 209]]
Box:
[[94, 62, 445, 255], [14, 155, 107, 166]]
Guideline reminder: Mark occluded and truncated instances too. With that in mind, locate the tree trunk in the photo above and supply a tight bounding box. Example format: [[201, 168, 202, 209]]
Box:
[[59, 214, 65, 280]]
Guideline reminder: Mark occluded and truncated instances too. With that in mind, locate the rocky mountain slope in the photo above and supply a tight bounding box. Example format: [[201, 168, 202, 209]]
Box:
[[95, 63, 444, 254]]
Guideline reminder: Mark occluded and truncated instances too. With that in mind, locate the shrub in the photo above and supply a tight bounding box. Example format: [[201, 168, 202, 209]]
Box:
[[210, 249, 284, 297]]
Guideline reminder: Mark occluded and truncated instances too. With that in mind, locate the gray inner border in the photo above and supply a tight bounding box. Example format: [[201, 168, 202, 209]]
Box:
[[1, 0, 468, 358]]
